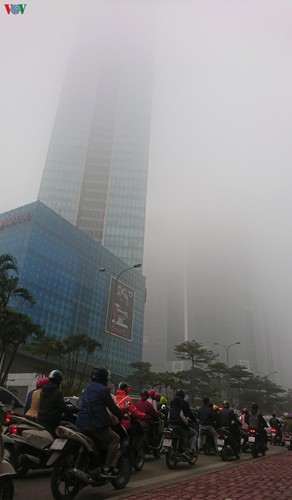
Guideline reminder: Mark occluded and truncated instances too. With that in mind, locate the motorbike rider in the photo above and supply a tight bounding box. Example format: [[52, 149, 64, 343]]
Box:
[[241, 407, 250, 431], [136, 390, 162, 444], [172, 390, 198, 456], [38, 370, 67, 435], [269, 413, 282, 438], [76, 367, 127, 478], [25, 376, 49, 420], [217, 400, 241, 448], [115, 382, 147, 452], [147, 390, 157, 410], [197, 397, 218, 452], [248, 403, 268, 448]]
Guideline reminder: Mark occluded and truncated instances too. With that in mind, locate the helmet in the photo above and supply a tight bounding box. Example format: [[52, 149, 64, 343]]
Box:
[[283, 412, 289, 418], [148, 390, 155, 399], [36, 377, 49, 389], [118, 382, 131, 394], [223, 400, 229, 408], [160, 396, 167, 405], [251, 403, 259, 411], [213, 405, 218, 411], [176, 390, 185, 399], [91, 367, 110, 385], [242, 407, 249, 413], [140, 390, 149, 400], [154, 393, 161, 401], [49, 370, 63, 385]]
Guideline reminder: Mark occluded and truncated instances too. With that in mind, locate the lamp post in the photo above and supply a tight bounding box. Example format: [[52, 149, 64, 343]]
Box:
[[98, 263, 141, 369], [213, 341, 241, 367]]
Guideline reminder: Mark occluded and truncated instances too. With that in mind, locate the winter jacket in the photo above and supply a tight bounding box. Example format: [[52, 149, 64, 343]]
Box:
[[38, 383, 66, 432], [25, 388, 41, 419], [115, 389, 146, 429], [136, 398, 161, 422], [76, 381, 125, 431], [169, 396, 187, 428], [197, 405, 215, 426]]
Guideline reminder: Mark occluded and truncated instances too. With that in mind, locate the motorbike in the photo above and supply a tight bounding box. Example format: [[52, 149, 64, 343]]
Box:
[[217, 427, 241, 461], [200, 427, 217, 455], [6, 401, 78, 477], [48, 422, 131, 500], [270, 427, 282, 446], [248, 429, 267, 458], [144, 419, 164, 459], [0, 419, 15, 500], [240, 428, 250, 453], [283, 431, 292, 451], [128, 419, 146, 472], [162, 426, 198, 469]]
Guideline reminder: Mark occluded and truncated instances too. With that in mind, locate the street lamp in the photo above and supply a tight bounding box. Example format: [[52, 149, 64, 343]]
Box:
[[99, 263, 142, 368], [213, 341, 241, 367]]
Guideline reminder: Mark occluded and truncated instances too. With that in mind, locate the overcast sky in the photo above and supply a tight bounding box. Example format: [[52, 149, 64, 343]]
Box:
[[1, 0, 292, 385]]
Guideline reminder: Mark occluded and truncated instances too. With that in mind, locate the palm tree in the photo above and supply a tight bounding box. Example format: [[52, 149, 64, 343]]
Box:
[[0, 254, 35, 314]]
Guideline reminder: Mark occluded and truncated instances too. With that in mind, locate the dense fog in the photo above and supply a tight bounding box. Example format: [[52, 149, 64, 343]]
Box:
[[1, 1, 292, 386]]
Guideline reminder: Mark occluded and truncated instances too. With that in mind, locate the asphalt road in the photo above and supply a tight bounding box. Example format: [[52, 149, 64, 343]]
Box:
[[13, 445, 284, 500]]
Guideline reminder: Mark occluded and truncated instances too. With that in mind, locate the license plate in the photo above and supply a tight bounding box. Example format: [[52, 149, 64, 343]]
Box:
[[248, 436, 255, 442], [285, 441, 291, 446], [163, 438, 172, 447], [217, 439, 225, 446], [240, 438, 244, 445], [50, 438, 67, 450], [271, 433, 276, 437], [217, 446, 223, 451]]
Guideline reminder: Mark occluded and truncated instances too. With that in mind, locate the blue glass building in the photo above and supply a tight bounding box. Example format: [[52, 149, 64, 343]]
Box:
[[0, 201, 146, 377]]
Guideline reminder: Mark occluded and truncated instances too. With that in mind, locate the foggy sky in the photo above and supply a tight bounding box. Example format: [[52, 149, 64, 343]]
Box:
[[1, 0, 292, 386]]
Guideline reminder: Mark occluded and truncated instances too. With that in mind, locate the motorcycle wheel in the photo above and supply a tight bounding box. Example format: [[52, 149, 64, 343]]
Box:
[[165, 450, 177, 469], [251, 447, 258, 459], [133, 447, 145, 472], [0, 476, 14, 500], [153, 449, 161, 459], [220, 448, 229, 462], [3, 445, 16, 469], [51, 450, 81, 500], [261, 447, 266, 456], [111, 455, 131, 490], [13, 444, 31, 478]]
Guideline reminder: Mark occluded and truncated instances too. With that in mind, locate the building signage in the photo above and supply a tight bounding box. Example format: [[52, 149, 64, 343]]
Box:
[[105, 277, 134, 341], [0, 212, 32, 230], [4, 4, 27, 15]]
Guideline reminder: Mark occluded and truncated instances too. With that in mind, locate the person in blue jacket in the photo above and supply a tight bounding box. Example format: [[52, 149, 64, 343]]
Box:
[[76, 367, 127, 478]]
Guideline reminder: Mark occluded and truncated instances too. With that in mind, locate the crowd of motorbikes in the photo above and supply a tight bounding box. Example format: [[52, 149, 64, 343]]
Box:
[[0, 400, 290, 500]]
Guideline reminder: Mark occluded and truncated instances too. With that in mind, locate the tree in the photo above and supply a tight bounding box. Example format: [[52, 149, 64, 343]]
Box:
[[208, 361, 229, 401], [150, 371, 180, 398], [0, 310, 44, 385], [174, 340, 217, 404], [0, 254, 35, 314], [127, 361, 153, 392]]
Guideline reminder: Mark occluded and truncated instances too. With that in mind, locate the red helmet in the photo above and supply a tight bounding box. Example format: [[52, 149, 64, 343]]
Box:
[[148, 390, 155, 398], [242, 407, 249, 413], [154, 393, 161, 401], [36, 377, 49, 388]]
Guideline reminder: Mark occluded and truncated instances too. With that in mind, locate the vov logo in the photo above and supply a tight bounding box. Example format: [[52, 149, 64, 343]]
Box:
[[4, 4, 27, 14]]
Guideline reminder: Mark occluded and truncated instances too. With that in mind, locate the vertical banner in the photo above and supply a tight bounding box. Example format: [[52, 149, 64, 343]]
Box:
[[105, 277, 134, 341]]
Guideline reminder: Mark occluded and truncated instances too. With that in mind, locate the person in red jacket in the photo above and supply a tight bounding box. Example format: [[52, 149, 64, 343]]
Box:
[[115, 382, 146, 429], [116, 382, 147, 456], [136, 389, 162, 445]]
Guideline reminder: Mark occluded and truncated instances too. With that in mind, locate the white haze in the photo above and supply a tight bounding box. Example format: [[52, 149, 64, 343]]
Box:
[[1, 0, 292, 386]]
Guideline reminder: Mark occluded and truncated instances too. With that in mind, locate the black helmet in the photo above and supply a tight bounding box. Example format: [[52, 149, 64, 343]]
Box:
[[49, 370, 63, 385], [251, 402, 259, 411], [176, 390, 185, 399], [91, 367, 110, 385], [118, 382, 129, 392]]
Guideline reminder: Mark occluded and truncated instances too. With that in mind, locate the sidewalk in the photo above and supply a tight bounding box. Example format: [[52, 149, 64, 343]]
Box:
[[123, 450, 292, 499]]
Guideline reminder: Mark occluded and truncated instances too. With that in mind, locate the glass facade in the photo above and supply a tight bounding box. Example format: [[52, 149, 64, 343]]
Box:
[[0, 201, 146, 377], [38, 29, 152, 268]]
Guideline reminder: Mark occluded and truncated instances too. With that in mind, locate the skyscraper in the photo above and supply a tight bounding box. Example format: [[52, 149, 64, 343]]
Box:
[[39, 15, 153, 266]]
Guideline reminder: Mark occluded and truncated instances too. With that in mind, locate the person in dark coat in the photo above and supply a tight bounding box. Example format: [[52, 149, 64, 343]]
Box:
[[38, 370, 66, 435], [76, 367, 127, 478]]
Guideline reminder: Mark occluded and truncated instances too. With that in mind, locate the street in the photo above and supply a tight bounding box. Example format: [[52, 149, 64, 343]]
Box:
[[13, 445, 285, 500]]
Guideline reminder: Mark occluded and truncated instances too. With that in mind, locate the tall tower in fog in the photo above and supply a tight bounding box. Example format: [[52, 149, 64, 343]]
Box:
[[39, 16, 153, 266]]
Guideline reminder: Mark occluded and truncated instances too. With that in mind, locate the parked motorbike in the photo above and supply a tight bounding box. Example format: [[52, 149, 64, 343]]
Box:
[[270, 427, 282, 446], [48, 423, 131, 499], [283, 431, 292, 451], [162, 427, 198, 469], [217, 427, 241, 461], [248, 429, 267, 458], [0, 419, 15, 500]]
